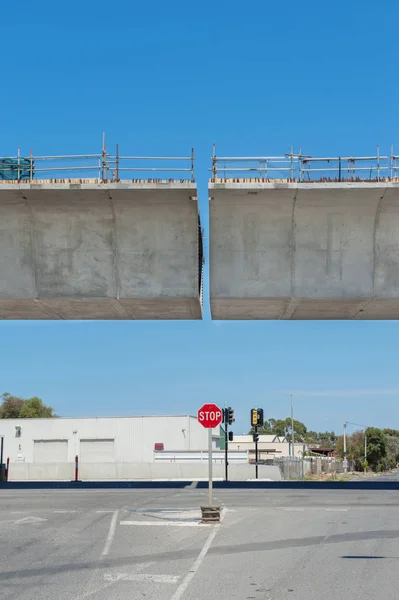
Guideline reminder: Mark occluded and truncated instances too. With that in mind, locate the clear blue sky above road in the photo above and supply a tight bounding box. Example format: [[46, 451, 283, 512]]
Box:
[[1, 0, 398, 435]]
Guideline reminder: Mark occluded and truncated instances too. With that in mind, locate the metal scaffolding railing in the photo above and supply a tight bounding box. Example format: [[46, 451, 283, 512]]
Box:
[[210, 144, 399, 183], [0, 139, 195, 183]]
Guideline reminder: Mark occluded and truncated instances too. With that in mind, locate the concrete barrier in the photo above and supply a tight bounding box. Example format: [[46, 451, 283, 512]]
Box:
[[6, 462, 282, 481], [210, 182, 399, 319], [7, 463, 74, 481], [0, 183, 202, 320]]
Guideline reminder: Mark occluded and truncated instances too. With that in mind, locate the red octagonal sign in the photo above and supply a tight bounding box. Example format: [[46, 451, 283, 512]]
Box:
[[198, 403, 223, 429]]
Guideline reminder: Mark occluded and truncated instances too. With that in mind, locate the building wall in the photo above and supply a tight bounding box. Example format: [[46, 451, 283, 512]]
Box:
[[229, 435, 306, 458], [0, 416, 220, 464]]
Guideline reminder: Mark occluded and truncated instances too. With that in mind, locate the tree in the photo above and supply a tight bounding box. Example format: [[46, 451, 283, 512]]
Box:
[[306, 430, 338, 447], [19, 397, 56, 418], [249, 417, 307, 441], [383, 429, 399, 469], [365, 427, 387, 471], [0, 393, 56, 418], [335, 430, 366, 470], [0, 393, 24, 418], [278, 418, 307, 442]]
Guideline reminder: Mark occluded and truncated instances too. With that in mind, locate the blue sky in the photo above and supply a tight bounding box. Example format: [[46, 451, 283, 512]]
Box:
[[1, 0, 398, 436]]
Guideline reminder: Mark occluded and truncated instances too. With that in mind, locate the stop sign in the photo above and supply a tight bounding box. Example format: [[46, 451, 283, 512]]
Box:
[[198, 403, 223, 428]]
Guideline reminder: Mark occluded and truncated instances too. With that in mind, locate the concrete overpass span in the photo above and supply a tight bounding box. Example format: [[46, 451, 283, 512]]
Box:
[[210, 151, 399, 319], [0, 150, 202, 319]]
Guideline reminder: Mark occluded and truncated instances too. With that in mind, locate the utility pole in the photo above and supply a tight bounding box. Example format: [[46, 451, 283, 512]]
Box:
[[290, 394, 295, 457], [365, 432, 367, 460], [343, 422, 347, 473]]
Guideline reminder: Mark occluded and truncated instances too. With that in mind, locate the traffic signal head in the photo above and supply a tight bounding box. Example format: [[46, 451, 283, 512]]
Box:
[[228, 407, 235, 425], [228, 431, 234, 442], [251, 408, 264, 427], [253, 432, 259, 442]]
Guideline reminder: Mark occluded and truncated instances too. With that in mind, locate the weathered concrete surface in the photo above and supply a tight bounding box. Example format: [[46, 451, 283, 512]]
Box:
[[2, 488, 399, 600], [0, 182, 202, 319], [210, 182, 399, 319]]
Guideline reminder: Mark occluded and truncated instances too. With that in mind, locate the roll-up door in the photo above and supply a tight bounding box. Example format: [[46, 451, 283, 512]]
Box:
[[80, 439, 115, 462], [34, 440, 68, 462]]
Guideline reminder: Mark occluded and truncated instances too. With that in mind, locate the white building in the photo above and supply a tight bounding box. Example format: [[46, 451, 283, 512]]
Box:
[[0, 415, 221, 464], [229, 434, 306, 459]]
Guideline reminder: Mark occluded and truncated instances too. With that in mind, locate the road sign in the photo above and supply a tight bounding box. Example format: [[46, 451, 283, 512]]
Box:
[[198, 403, 222, 508], [197, 403, 223, 429]]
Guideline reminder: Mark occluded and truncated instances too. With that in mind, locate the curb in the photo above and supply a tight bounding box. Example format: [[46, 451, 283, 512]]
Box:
[[1, 480, 399, 490]]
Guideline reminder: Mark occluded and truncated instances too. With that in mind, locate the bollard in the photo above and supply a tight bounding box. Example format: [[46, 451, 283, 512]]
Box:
[[71, 455, 81, 482]]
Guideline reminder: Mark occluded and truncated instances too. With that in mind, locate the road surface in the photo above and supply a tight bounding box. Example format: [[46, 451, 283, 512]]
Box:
[[1, 486, 399, 599]]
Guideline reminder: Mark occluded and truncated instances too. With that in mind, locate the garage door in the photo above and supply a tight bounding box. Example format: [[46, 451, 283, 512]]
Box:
[[80, 439, 115, 463], [34, 440, 68, 462]]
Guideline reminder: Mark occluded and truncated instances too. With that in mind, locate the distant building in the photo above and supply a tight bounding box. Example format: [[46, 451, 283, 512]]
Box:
[[228, 434, 307, 459]]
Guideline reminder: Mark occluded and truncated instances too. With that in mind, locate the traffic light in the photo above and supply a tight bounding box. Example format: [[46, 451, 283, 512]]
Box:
[[227, 407, 235, 425], [251, 408, 264, 427], [253, 432, 259, 442], [228, 431, 234, 442]]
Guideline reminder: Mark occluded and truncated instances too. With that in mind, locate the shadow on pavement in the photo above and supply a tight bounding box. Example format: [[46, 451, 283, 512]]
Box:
[[1, 529, 399, 581]]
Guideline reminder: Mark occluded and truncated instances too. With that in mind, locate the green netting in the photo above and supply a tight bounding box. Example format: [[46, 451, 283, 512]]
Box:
[[0, 158, 33, 181]]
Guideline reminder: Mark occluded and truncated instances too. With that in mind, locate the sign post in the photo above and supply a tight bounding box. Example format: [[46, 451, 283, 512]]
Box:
[[198, 403, 223, 515], [208, 428, 213, 505]]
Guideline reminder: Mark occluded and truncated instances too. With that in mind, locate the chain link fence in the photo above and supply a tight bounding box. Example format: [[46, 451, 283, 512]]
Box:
[[262, 456, 356, 480]]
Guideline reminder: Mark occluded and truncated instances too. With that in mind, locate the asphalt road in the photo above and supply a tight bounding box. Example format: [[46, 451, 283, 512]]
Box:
[[1, 486, 399, 599]]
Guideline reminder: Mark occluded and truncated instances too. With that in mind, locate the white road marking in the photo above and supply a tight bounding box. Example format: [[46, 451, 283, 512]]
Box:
[[53, 510, 77, 514], [282, 508, 305, 512], [120, 520, 209, 527], [170, 525, 221, 600], [0, 516, 48, 525], [185, 481, 198, 489], [325, 508, 348, 512], [104, 573, 180, 584], [101, 510, 119, 557], [15, 516, 48, 524], [220, 507, 228, 520]]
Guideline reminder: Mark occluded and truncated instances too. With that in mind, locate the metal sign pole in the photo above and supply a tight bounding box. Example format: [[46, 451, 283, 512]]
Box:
[[224, 410, 229, 482], [208, 428, 213, 506], [255, 426, 259, 479]]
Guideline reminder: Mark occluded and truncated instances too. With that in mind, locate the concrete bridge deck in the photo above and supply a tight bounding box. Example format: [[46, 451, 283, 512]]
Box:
[[210, 181, 399, 320], [0, 181, 202, 320]]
